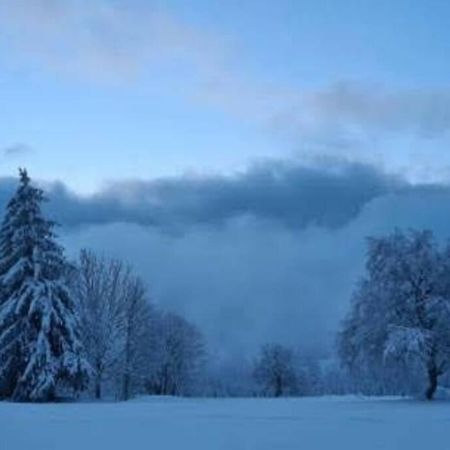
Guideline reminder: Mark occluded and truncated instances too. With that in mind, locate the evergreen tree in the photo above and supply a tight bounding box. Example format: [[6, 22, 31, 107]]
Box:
[[0, 169, 90, 401]]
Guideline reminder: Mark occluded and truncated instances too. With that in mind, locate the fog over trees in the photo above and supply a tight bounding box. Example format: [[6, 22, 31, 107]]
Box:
[[1, 171, 450, 401]]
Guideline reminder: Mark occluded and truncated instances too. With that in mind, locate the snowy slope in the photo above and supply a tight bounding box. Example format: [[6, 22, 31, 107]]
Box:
[[2, 396, 450, 450]]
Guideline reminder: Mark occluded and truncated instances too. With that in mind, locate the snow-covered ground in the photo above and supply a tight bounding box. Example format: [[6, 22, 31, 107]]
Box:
[[2, 395, 450, 450]]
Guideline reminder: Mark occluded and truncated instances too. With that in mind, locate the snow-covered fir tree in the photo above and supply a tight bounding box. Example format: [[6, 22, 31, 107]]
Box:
[[0, 169, 90, 402]]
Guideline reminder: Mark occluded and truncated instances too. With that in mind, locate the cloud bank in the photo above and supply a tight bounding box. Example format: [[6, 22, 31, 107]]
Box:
[[36, 159, 403, 231], [1, 160, 450, 357]]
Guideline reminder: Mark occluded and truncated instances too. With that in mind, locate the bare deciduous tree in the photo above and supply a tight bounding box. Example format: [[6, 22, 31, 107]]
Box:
[[147, 312, 206, 396], [253, 343, 297, 397], [73, 250, 154, 400], [120, 276, 155, 401]]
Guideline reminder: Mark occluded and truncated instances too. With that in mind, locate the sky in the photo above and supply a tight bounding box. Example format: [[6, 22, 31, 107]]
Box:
[[1, 0, 450, 358]]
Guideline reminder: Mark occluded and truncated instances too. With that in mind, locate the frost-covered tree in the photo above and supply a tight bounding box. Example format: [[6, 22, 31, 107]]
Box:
[[73, 250, 128, 399], [74, 250, 155, 400], [147, 312, 205, 396], [253, 343, 297, 397], [0, 169, 90, 401], [339, 230, 450, 400], [120, 275, 155, 401]]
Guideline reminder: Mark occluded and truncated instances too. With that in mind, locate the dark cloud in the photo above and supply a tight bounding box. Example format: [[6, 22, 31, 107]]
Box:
[[26, 160, 403, 232]]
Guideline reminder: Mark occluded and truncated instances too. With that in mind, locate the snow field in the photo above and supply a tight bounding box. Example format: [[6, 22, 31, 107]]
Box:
[[3, 396, 450, 450]]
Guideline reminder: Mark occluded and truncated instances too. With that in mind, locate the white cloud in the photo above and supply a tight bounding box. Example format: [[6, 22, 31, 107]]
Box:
[[0, 0, 228, 84]]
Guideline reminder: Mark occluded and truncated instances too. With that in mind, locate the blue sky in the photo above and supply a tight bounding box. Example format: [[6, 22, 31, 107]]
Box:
[[1, 0, 450, 192]]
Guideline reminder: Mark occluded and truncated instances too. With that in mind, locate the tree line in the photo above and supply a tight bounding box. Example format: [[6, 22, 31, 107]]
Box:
[[0, 170, 206, 402], [0, 170, 319, 402], [0, 170, 449, 402]]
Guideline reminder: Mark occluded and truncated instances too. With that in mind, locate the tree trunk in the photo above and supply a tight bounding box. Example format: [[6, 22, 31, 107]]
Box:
[[122, 313, 132, 401], [162, 365, 169, 395], [122, 373, 131, 401], [425, 365, 438, 400], [95, 379, 102, 400], [94, 360, 103, 400], [274, 376, 282, 397]]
